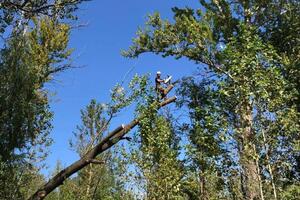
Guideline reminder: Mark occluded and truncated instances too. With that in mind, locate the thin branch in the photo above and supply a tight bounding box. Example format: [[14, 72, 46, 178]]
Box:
[[120, 136, 132, 141]]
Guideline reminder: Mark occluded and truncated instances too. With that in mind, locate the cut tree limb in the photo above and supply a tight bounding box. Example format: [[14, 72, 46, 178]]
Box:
[[28, 96, 177, 200]]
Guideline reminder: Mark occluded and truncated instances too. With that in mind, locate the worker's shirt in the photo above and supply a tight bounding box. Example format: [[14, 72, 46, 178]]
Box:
[[155, 77, 164, 89]]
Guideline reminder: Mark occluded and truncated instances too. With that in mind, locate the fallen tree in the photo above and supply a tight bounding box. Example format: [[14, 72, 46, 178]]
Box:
[[28, 96, 177, 200]]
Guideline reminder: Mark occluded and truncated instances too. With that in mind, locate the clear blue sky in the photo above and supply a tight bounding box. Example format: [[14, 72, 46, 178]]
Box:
[[45, 0, 201, 175]]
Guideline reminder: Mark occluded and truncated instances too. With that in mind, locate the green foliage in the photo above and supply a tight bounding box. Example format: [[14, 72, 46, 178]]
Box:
[[0, 15, 73, 200], [0, 17, 71, 161], [280, 184, 300, 200], [0, 158, 46, 200]]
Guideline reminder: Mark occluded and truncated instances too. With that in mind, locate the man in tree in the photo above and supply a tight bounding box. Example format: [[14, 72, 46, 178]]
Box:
[[155, 71, 173, 99]]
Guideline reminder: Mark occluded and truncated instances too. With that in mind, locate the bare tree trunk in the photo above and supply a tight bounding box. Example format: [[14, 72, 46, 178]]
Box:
[[268, 163, 277, 200], [28, 96, 177, 200]]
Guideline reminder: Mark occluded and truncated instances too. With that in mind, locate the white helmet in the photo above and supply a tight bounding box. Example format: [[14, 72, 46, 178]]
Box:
[[157, 71, 161, 75]]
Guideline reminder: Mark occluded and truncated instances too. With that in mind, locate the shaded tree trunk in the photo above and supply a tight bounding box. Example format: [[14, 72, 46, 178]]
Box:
[[238, 101, 260, 200], [199, 171, 208, 200]]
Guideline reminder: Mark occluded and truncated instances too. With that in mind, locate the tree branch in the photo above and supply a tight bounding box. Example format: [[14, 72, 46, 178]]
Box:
[[28, 96, 177, 200], [1, 0, 85, 17]]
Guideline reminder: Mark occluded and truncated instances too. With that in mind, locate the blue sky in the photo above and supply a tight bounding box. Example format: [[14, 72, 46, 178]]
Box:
[[45, 0, 201, 175]]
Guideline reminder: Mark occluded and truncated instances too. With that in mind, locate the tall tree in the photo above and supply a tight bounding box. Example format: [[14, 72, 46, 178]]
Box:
[[124, 1, 299, 199], [127, 91, 184, 200], [0, 1, 89, 199], [0, 0, 87, 162], [178, 78, 227, 200], [69, 99, 130, 200]]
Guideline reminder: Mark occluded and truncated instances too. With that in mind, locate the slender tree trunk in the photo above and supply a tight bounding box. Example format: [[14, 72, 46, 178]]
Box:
[[199, 171, 204, 200], [262, 130, 277, 200], [86, 166, 93, 199], [254, 145, 265, 200], [85, 139, 94, 200]]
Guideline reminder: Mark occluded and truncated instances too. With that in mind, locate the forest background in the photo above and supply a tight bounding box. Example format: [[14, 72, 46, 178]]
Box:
[[0, 0, 299, 200]]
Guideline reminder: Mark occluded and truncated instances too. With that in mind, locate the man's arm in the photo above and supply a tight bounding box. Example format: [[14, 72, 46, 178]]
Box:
[[157, 78, 165, 83]]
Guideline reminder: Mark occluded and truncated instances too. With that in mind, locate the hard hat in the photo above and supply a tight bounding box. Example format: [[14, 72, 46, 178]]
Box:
[[157, 71, 161, 74]]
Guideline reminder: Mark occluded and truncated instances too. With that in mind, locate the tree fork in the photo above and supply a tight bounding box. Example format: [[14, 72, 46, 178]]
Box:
[[28, 96, 177, 200]]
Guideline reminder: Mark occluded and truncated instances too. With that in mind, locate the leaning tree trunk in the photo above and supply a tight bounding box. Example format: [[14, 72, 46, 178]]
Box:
[[28, 96, 177, 200], [238, 101, 261, 200]]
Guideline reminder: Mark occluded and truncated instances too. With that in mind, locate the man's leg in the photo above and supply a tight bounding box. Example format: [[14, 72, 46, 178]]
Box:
[[160, 88, 166, 99]]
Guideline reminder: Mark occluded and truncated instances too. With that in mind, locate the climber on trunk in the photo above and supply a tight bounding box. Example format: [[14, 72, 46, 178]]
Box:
[[155, 71, 173, 99]]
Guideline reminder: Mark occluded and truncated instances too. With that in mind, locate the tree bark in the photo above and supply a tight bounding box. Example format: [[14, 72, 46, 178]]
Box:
[[239, 101, 260, 200], [28, 96, 177, 200]]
